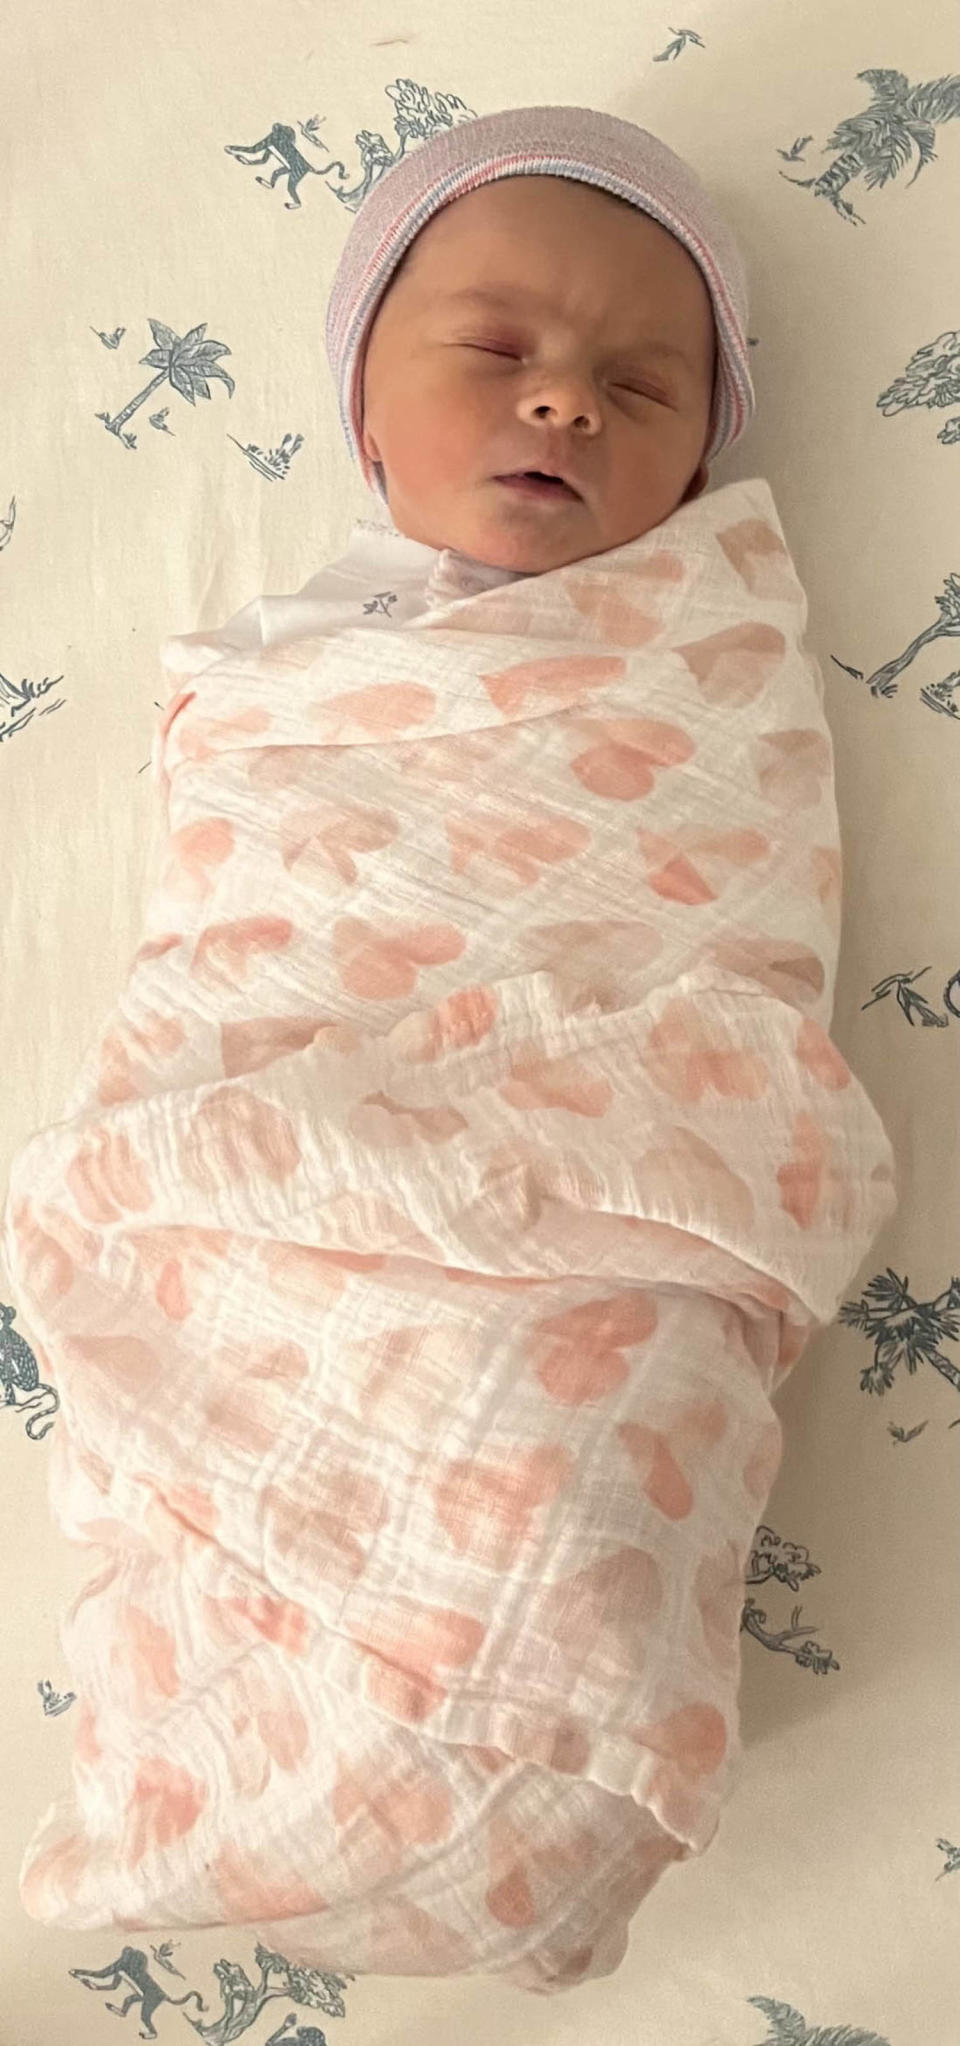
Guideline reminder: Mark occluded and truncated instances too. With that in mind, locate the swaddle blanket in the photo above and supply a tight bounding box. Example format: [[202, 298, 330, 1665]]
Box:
[[2, 476, 895, 1966]]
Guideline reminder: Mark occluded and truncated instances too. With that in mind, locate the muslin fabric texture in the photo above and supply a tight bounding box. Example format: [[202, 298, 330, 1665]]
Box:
[[324, 102, 756, 503], [1, 475, 894, 1989]]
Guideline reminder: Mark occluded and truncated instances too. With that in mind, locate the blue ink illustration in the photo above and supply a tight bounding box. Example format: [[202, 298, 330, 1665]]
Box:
[[838, 1267, 960, 1422], [150, 1938, 187, 1976], [264, 2018, 329, 2046], [777, 135, 815, 163], [888, 1420, 929, 1443], [746, 1997, 892, 2045], [833, 572, 960, 703], [38, 1678, 75, 1717], [654, 27, 705, 63], [225, 430, 304, 480], [71, 1939, 351, 2043], [69, 1948, 209, 2039], [742, 1525, 838, 1677], [95, 319, 236, 451], [0, 662, 66, 744], [862, 964, 960, 1027], [0, 1302, 59, 1439], [876, 329, 960, 452], [778, 66, 960, 225], [224, 81, 478, 214], [185, 1946, 350, 2043]]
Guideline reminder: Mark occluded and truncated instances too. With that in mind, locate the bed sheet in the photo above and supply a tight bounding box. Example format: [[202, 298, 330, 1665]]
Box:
[[2, 3, 958, 2043]]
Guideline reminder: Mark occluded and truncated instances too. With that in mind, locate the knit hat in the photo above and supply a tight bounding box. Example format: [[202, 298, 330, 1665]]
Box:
[[325, 102, 755, 505]]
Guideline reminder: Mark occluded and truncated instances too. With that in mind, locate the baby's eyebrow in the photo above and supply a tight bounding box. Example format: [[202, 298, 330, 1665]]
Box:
[[442, 287, 694, 370]]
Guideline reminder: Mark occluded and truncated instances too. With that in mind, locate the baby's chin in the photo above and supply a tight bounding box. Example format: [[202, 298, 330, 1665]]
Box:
[[437, 517, 660, 576], [389, 493, 662, 574], [456, 534, 606, 573]]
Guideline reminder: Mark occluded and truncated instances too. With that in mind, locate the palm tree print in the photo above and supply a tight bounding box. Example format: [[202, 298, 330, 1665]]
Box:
[[746, 1997, 892, 2046], [780, 67, 960, 224], [95, 320, 235, 449], [838, 1268, 960, 1410]]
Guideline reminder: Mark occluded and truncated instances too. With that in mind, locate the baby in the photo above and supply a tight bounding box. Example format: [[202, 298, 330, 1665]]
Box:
[[2, 105, 894, 1995]]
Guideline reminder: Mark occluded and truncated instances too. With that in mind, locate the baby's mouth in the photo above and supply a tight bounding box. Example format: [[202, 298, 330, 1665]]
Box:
[[495, 471, 581, 502]]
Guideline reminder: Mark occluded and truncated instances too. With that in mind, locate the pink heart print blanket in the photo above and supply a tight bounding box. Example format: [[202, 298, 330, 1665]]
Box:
[[2, 477, 895, 1957]]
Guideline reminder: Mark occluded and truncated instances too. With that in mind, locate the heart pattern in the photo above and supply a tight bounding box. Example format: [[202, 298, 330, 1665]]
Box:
[[4, 479, 894, 1983]]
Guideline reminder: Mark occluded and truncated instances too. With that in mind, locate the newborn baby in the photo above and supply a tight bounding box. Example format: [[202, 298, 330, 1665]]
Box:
[[2, 105, 895, 1995]]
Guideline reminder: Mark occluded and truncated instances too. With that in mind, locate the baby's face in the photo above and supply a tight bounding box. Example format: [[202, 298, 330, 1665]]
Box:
[[360, 176, 717, 574]]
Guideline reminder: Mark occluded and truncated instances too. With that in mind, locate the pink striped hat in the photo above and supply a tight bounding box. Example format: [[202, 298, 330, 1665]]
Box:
[[325, 102, 755, 505]]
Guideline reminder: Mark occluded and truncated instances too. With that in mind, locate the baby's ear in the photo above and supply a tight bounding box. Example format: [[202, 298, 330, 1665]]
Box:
[[359, 382, 381, 465]]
